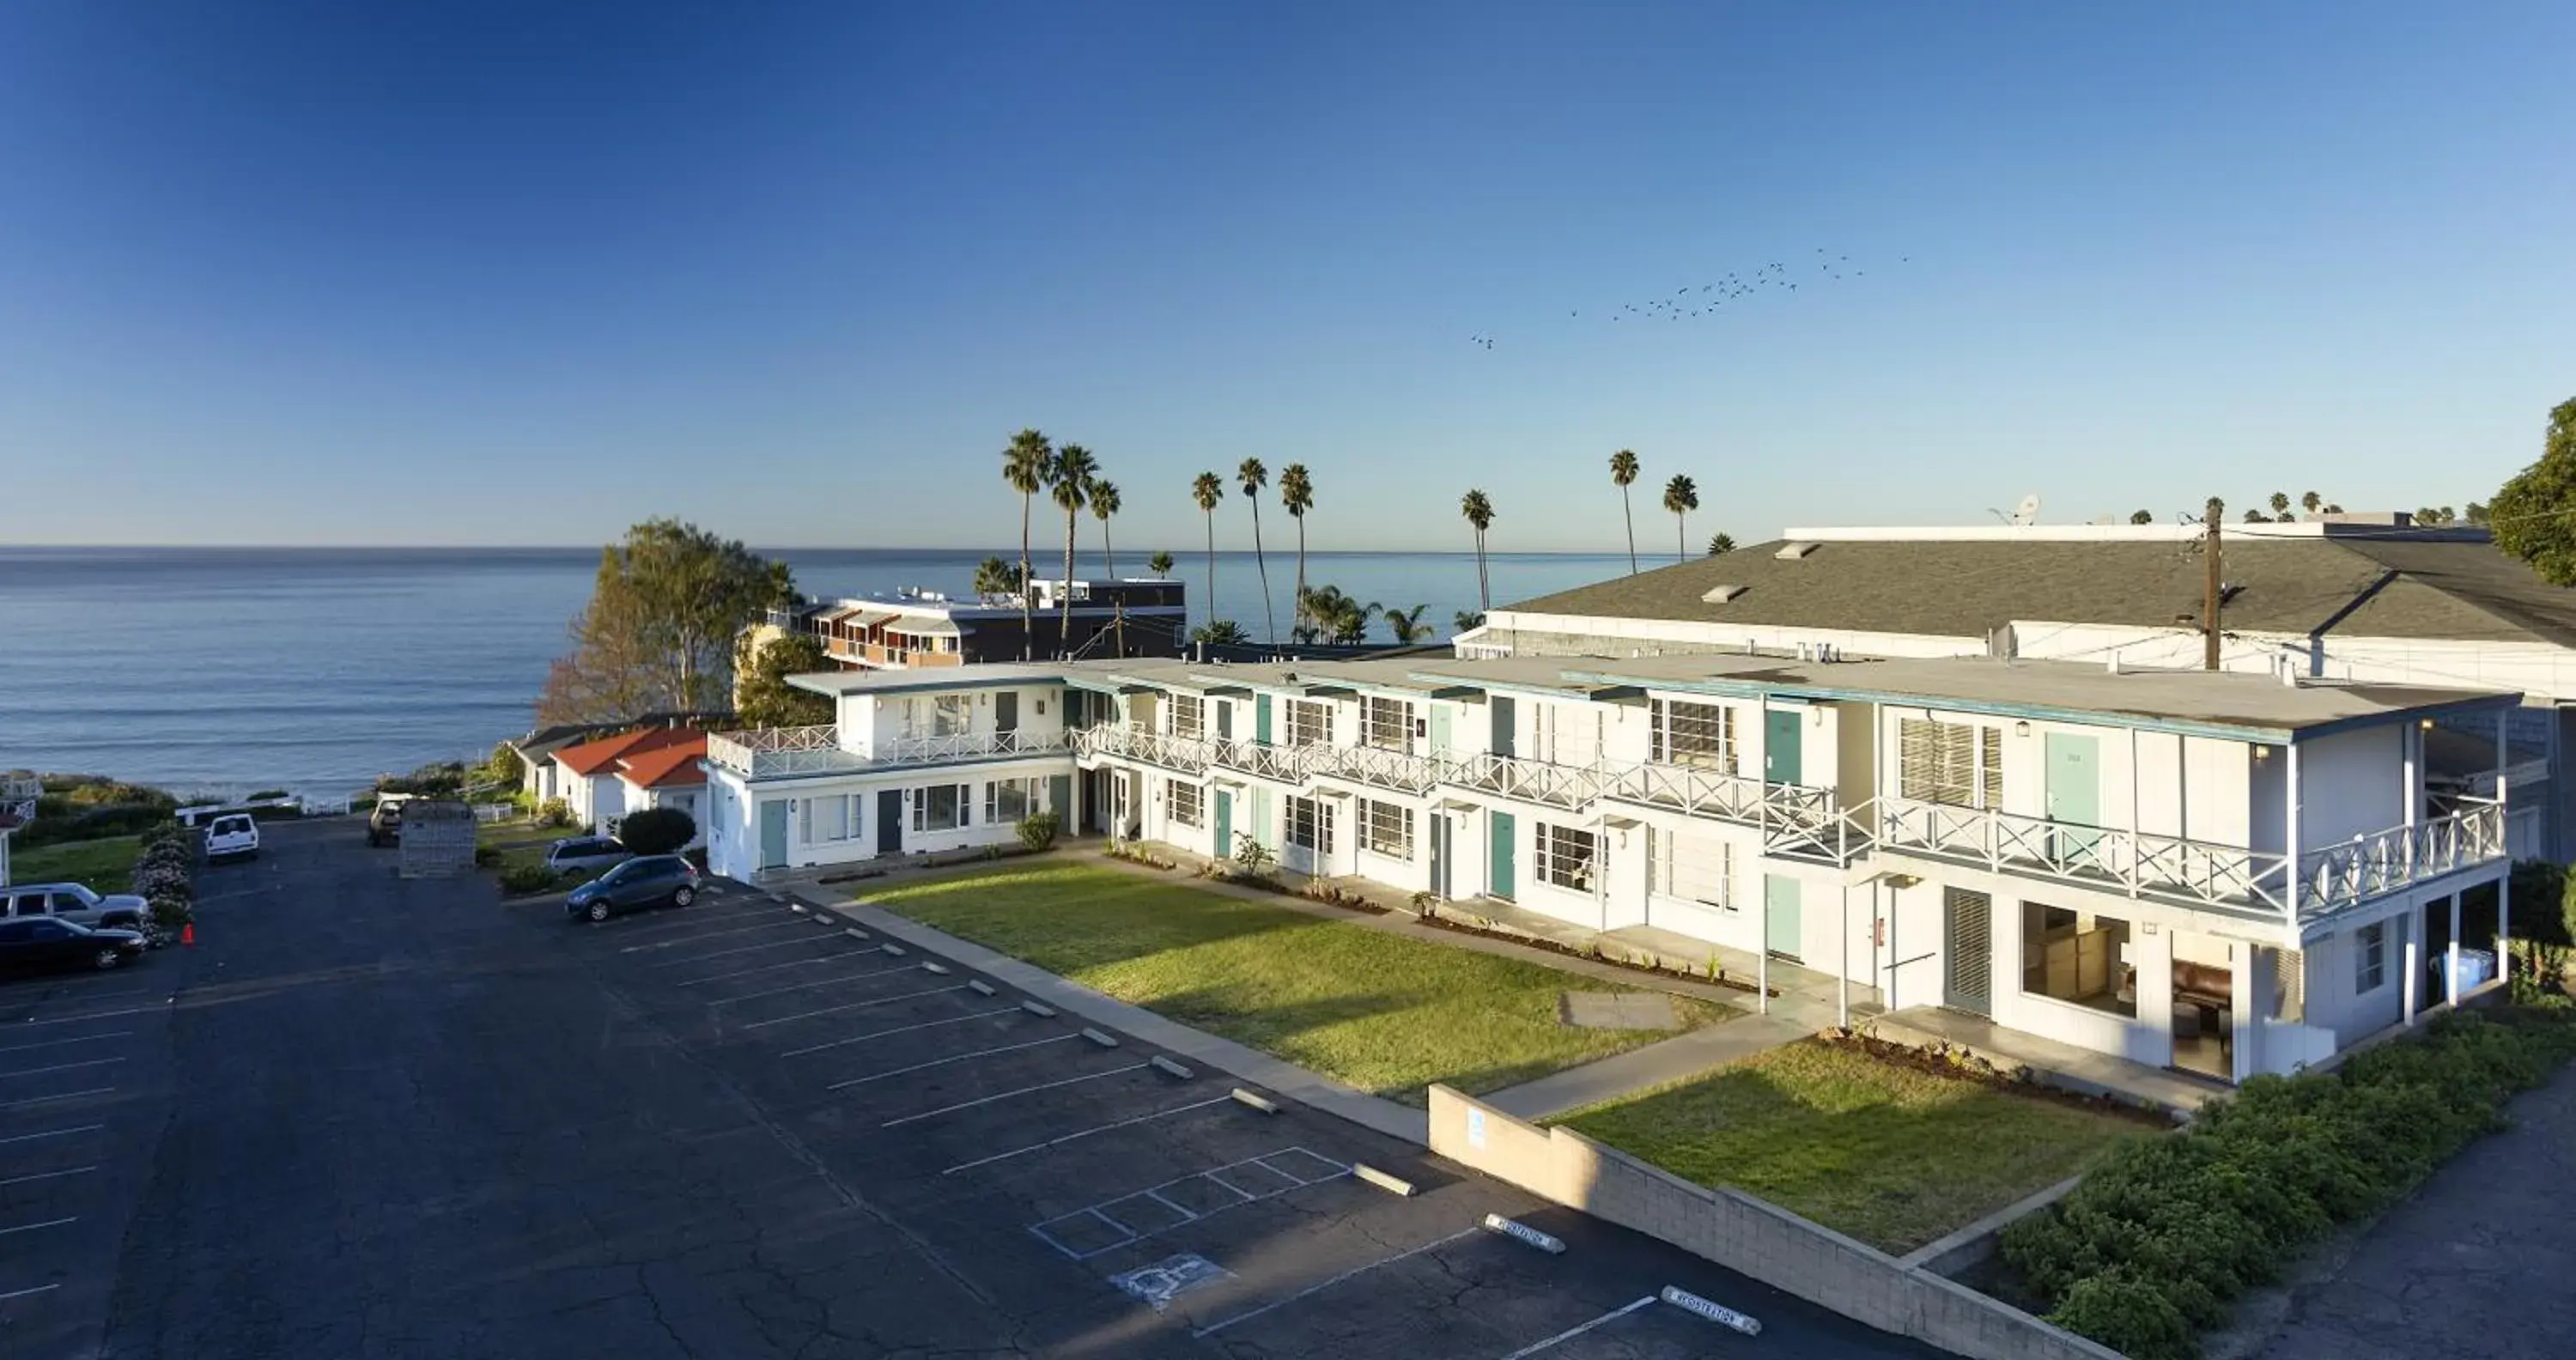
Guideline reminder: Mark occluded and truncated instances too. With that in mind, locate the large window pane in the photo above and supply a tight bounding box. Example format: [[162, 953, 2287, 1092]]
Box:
[[2018, 901, 2135, 1017]]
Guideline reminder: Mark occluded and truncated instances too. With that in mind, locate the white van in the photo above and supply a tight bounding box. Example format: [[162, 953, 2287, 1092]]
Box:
[[204, 813, 261, 861]]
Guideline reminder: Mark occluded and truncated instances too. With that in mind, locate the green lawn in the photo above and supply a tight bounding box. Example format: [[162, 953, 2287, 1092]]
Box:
[[477, 819, 563, 874], [870, 862, 1725, 1102], [1556, 1040, 2157, 1254], [9, 835, 145, 893]]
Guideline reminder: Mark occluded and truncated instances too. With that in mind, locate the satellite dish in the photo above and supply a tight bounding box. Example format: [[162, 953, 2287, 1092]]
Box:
[[1986, 493, 2044, 527]]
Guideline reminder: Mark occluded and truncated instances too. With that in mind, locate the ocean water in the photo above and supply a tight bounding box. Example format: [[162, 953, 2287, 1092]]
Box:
[[0, 546, 1630, 798]]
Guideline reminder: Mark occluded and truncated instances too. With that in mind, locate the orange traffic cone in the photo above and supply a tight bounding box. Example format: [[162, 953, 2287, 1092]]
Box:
[[180, 922, 196, 947]]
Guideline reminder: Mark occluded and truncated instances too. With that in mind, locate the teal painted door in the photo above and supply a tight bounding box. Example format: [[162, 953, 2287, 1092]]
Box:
[[2044, 733, 2103, 865], [1250, 789, 1274, 851], [1213, 789, 1233, 859], [1048, 774, 1072, 822], [758, 800, 788, 870], [1764, 709, 1803, 784], [1255, 695, 1273, 744], [1488, 811, 1516, 900], [1764, 874, 1803, 960], [1429, 704, 1452, 753]]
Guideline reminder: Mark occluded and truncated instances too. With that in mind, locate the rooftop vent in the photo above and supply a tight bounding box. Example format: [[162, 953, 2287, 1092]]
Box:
[[1702, 585, 1748, 604], [1775, 542, 1821, 561]]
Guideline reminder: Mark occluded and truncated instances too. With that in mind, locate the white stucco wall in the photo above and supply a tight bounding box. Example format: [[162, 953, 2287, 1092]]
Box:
[[2296, 725, 2403, 848]]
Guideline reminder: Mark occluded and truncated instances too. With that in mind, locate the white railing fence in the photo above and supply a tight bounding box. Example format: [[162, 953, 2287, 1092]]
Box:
[[1867, 795, 2293, 914], [2297, 801, 2505, 915]]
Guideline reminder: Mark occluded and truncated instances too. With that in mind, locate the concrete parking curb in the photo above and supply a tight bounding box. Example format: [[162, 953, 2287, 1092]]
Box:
[[791, 888, 1432, 1146]]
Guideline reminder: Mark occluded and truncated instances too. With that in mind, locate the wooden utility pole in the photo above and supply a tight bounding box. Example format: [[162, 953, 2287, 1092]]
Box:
[[2202, 498, 2224, 671]]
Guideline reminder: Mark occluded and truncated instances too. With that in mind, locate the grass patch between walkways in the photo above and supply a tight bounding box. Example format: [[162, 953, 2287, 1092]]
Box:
[[868, 861, 1726, 1103], [476, 819, 563, 874], [1556, 1038, 2157, 1255], [10, 835, 145, 893]]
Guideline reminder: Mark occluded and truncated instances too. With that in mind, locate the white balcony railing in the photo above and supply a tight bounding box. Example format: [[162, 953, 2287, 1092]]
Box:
[[1867, 795, 2293, 914], [709, 726, 1068, 779], [2297, 800, 2505, 917], [1071, 726, 1216, 774], [1435, 751, 1615, 811]]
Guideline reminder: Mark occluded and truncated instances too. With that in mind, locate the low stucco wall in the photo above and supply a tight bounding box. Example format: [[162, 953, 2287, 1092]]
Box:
[[1425, 1085, 2125, 1360]]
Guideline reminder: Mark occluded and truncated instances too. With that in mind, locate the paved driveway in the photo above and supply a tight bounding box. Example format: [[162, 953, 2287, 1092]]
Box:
[[2251, 1061, 2576, 1360], [39, 820, 1947, 1358]]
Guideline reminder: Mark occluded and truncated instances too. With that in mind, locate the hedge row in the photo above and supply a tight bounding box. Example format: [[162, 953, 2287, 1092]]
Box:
[[131, 822, 199, 931], [2000, 1007, 2576, 1358]]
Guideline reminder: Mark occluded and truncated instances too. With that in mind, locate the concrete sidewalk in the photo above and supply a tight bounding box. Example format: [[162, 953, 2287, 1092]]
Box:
[[1481, 1012, 1817, 1120]]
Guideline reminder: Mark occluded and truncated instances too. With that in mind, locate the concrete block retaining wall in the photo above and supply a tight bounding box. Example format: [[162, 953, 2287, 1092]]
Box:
[[1425, 1085, 2127, 1360]]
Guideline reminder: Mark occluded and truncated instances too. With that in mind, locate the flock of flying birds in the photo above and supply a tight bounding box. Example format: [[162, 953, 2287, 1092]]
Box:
[[1470, 248, 1909, 349]]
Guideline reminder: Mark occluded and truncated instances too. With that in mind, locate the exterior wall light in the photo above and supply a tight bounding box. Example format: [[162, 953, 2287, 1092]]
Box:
[[2253, 744, 2272, 760], [2014, 720, 2031, 738]]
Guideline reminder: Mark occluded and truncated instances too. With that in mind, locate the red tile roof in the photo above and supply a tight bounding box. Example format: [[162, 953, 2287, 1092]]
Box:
[[617, 734, 709, 790], [553, 726, 698, 777]]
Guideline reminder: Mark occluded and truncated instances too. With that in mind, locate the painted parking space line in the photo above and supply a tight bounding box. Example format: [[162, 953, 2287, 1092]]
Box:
[[705, 962, 924, 1006], [15, 1006, 158, 1028], [826, 1033, 1080, 1091], [941, 1095, 1236, 1175], [0, 1165, 95, 1189], [649, 934, 841, 968], [1190, 1225, 1482, 1338], [676, 949, 875, 987], [0, 1125, 101, 1148], [1030, 1148, 1354, 1260], [0, 1033, 127, 1057], [615, 917, 800, 952], [1494, 1296, 1659, 1360], [0, 1283, 59, 1303], [0, 1058, 125, 1082], [0, 1217, 77, 1237], [883, 1063, 1152, 1129], [776, 1007, 1023, 1059], [0, 1088, 113, 1113], [741, 984, 969, 1031]]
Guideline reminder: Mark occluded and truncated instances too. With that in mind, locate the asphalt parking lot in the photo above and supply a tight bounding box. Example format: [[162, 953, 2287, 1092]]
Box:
[[567, 874, 1947, 1359], [22, 818, 1946, 1358]]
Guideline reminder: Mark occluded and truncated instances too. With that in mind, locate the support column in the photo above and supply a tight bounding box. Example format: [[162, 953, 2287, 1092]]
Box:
[[1758, 879, 1771, 1017], [2231, 942, 2260, 1083], [2285, 741, 2304, 930], [2446, 894, 2464, 1007], [2401, 909, 2420, 1024], [1838, 884, 1850, 1029]]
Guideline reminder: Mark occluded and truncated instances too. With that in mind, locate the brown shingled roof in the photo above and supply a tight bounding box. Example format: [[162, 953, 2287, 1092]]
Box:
[[1501, 537, 2576, 647]]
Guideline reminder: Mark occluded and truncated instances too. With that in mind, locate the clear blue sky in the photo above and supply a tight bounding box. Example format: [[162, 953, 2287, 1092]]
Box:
[[4, 3, 2573, 551]]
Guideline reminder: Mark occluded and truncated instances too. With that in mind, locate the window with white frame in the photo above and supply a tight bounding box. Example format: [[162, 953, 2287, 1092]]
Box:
[[1650, 699, 1735, 771], [800, 793, 856, 844], [1169, 780, 1204, 827], [984, 777, 1040, 823], [1358, 798, 1413, 859], [2356, 920, 2387, 993], [1646, 827, 1732, 908], [1170, 693, 1206, 738], [1286, 698, 1334, 747], [928, 694, 970, 737], [913, 783, 969, 832], [1285, 796, 1334, 854], [1363, 695, 1413, 750], [1899, 718, 2004, 808], [1535, 823, 1595, 890]]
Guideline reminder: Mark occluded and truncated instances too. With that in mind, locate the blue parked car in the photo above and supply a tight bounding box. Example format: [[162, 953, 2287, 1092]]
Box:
[[564, 855, 702, 923]]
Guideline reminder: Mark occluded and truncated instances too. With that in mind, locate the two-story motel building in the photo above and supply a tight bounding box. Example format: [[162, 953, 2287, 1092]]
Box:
[[702, 651, 2518, 1086]]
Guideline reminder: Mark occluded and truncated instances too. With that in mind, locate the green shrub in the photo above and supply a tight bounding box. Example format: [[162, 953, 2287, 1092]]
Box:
[[617, 806, 696, 855], [499, 865, 564, 895], [15, 803, 170, 849], [537, 798, 574, 829], [473, 845, 501, 869], [147, 894, 193, 932], [2003, 1010, 2576, 1356], [1017, 811, 1060, 853]]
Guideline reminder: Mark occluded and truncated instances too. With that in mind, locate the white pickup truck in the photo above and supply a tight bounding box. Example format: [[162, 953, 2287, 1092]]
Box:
[[204, 812, 261, 861], [1, 883, 149, 932]]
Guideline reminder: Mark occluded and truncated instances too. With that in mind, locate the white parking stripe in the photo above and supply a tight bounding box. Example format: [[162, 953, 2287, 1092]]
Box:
[[0, 1033, 127, 1057], [776, 1007, 1022, 1058], [0, 1217, 77, 1237], [827, 1034, 1079, 1090], [706, 962, 921, 1006], [649, 935, 835, 967], [1495, 1297, 1660, 1359], [677, 950, 875, 987], [1192, 1226, 1482, 1338], [0, 1089, 113, 1112], [881, 1063, 1150, 1128], [0, 1058, 125, 1082], [0, 1125, 102, 1147], [741, 985, 968, 1030], [0, 1283, 60, 1302], [941, 1095, 1234, 1175], [16, 1007, 155, 1028], [616, 918, 798, 952], [0, 1166, 95, 1189]]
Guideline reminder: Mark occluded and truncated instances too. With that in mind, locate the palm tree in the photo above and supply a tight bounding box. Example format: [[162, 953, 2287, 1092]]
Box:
[[971, 555, 1022, 605], [1453, 610, 1485, 634], [2129, 509, 2154, 525], [1460, 489, 1495, 614], [1279, 463, 1314, 640], [1049, 444, 1098, 649], [1148, 550, 1174, 578], [1001, 429, 1052, 659], [1191, 619, 1249, 646], [1191, 471, 1224, 628], [1609, 449, 1641, 574], [1297, 586, 1379, 645], [1662, 475, 1698, 563], [1089, 478, 1121, 577], [2301, 490, 2323, 518], [2269, 490, 2292, 521], [1706, 532, 1735, 556], [1238, 458, 1274, 642], [1382, 604, 1433, 643]]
